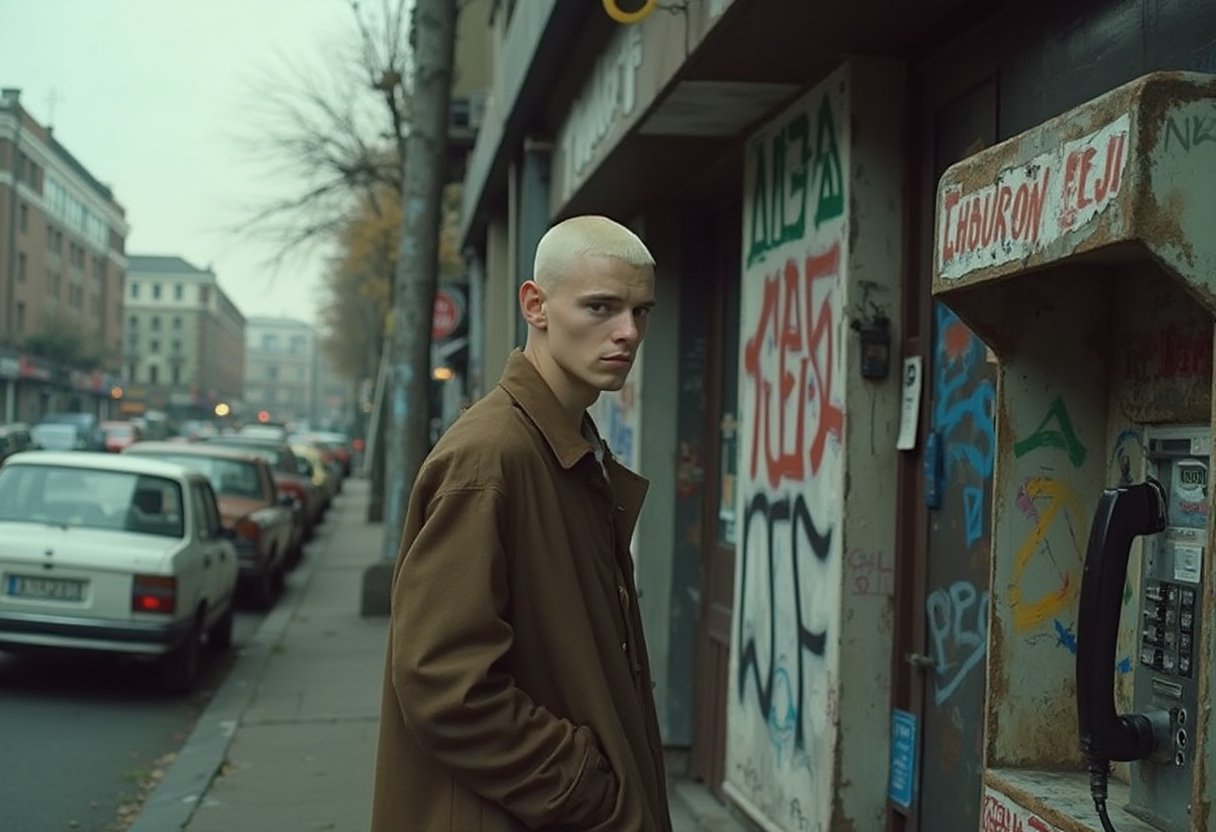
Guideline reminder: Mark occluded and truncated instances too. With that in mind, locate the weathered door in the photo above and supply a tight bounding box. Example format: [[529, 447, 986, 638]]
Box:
[[691, 201, 743, 797], [915, 78, 998, 831]]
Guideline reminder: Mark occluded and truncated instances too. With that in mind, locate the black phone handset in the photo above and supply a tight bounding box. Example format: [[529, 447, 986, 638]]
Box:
[[1076, 478, 1168, 832]]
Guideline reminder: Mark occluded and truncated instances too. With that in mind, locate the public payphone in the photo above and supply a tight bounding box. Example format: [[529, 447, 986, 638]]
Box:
[[1131, 430, 1209, 827], [931, 72, 1216, 832], [1077, 427, 1211, 831]]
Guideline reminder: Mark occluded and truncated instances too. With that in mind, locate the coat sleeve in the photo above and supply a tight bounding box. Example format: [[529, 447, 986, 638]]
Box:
[[388, 483, 617, 828]]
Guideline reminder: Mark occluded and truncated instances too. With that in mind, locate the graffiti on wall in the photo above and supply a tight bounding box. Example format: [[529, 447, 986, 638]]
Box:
[[927, 580, 989, 705], [927, 305, 994, 706], [933, 306, 996, 547], [727, 71, 847, 832]]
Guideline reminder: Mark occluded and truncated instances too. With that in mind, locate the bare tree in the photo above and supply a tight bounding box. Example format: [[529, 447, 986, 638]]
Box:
[[235, 0, 412, 257], [234, 0, 414, 520]]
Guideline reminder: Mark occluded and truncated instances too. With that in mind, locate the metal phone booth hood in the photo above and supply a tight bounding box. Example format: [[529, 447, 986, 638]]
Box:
[[932, 72, 1216, 832]]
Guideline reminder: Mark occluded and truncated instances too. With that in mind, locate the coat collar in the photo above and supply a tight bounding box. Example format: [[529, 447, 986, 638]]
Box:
[[499, 349, 596, 469]]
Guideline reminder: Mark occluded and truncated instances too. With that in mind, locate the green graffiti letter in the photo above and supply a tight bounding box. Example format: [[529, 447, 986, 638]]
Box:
[[747, 141, 769, 267], [814, 96, 844, 227], [1013, 396, 1088, 468], [784, 112, 810, 244]]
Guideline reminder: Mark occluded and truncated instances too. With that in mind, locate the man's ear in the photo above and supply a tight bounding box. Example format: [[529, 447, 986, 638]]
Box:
[[519, 280, 547, 329]]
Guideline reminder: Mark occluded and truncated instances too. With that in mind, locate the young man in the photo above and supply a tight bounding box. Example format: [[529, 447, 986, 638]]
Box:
[[371, 216, 672, 831]]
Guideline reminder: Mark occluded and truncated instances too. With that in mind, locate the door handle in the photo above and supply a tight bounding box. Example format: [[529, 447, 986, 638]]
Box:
[[906, 652, 936, 671]]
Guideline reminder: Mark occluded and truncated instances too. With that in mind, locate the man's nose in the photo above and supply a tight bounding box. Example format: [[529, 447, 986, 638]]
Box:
[[614, 313, 640, 344]]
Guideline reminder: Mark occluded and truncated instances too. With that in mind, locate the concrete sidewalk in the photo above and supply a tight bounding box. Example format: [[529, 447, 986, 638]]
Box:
[[130, 477, 753, 832]]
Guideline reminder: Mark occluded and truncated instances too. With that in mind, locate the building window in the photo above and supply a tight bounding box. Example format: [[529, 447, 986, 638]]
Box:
[[171, 339, 182, 354], [16, 252, 25, 282], [127, 334, 138, 353], [262, 334, 279, 351], [172, 316, 182, 330], [128, 363, 137, 381], [152, 283, 162, 300], [149, 365, 159, 384], [268, 365, 279, 380], [18, 202, 27, 233], [150, 339, 160, 354], [199, 286, 210, 303], [129, 315, 138, 329], [51, 272, 61, 297], [172, 365, 181, 385], [174, 284, 183, 300], [16, 302, 24, 333], [151, 316, 161, 331], [131, 282, 140, 299]]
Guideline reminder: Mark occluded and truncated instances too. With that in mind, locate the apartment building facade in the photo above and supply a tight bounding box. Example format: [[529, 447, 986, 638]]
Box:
[[0, 87, 129, 423], [124, 255, 245, 420], [244, 316, 316, 427]]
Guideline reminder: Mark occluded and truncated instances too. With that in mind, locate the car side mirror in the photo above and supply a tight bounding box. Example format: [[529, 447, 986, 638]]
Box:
[[278, 493, 296, 508]]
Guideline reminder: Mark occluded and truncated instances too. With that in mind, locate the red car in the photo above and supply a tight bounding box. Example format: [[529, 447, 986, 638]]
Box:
[[100, 420, 144, 453]]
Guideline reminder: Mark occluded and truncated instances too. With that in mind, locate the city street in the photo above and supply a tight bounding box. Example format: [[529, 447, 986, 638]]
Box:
[[0, 605, 266, 831]]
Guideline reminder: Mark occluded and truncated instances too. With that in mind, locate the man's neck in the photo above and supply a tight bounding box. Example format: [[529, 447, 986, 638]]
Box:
[[521, 344, 595, 430]]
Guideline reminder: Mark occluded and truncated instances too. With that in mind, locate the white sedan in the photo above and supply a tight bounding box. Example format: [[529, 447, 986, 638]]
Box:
[[0, 451, 239, 693]]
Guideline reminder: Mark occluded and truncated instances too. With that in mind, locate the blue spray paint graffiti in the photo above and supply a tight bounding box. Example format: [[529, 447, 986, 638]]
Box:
[[933, 306, 996, 521], [1052, 618, 1131, 673], [926, 580, 989, 705], [963, 486, 985, 549]]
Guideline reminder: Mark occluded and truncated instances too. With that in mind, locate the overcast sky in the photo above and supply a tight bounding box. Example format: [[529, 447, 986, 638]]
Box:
[[0, 0, 369, 325]]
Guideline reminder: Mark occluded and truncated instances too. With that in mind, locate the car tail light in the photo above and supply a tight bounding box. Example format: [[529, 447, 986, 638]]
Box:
[[235, 519, 261, 542], [132, 575, 176, 614]]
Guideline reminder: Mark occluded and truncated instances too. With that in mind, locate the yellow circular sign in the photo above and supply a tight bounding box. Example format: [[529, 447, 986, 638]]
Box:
[[602, 0, 656, 24]]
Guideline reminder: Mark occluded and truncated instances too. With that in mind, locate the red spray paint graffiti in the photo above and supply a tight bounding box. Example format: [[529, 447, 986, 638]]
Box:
[[743, 242, 842, 488]]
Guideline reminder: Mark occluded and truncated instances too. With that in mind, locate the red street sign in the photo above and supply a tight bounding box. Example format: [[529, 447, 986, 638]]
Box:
[[432, 289, 463, 340]]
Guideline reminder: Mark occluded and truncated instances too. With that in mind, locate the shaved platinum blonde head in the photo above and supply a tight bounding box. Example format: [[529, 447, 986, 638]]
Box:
[[532, 215, 655, 289]]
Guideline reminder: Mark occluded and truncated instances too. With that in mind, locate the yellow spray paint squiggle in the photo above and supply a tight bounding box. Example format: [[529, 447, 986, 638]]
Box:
[[1010, 476, 1085, 631]]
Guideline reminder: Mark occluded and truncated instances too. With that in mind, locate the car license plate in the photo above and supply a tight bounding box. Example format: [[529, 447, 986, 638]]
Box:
[[5, 575, 87, 602]]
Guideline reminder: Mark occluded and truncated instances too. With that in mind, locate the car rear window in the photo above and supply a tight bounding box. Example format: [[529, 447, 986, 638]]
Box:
[[131, 453, 262, 499], [0, 465, 185, 538]]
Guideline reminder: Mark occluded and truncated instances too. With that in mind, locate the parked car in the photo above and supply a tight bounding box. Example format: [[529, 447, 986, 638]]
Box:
[[200, 435, 324, 537], [100, 420, 144, 453], [307, 430, 355, 477], [0, 423, 33, 465], [31, 421, 92, 451], [237, 421, 289, 442], [42, 411, 105, 450], [0, 451, 238, 693], [291, 440, 337, 508], [124, 442, 296, 607]]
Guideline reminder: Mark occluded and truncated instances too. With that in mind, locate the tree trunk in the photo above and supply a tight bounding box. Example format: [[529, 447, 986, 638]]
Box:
[[380, 0, 457, 561]]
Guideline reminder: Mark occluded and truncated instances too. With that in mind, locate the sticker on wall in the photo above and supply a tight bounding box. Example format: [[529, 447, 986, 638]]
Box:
[[888, 709, 918, 809], [896, 356, 923, 451]]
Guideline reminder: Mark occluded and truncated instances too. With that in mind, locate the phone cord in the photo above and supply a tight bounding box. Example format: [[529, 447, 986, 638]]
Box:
[[1089, 758, 1118, 832]]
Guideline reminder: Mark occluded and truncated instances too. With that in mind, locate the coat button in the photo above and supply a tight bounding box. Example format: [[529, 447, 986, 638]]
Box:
[[615, 505, 625, 512], [621, 641, 628, 652]]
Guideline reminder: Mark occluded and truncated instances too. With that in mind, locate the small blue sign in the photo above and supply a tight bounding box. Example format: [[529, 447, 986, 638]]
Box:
[[889, 708, 918, 809]]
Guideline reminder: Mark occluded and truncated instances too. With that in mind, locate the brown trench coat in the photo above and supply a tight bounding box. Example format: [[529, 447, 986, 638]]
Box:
[[371, 350, 672, 831]]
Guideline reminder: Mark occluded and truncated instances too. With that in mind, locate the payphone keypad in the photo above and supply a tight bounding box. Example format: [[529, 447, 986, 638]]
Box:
[[1140, 580, 1193, 678]]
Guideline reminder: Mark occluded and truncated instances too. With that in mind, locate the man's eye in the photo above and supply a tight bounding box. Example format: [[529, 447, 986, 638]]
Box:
[[588, 303, 609, 314], [634, 307, 651, 319]]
